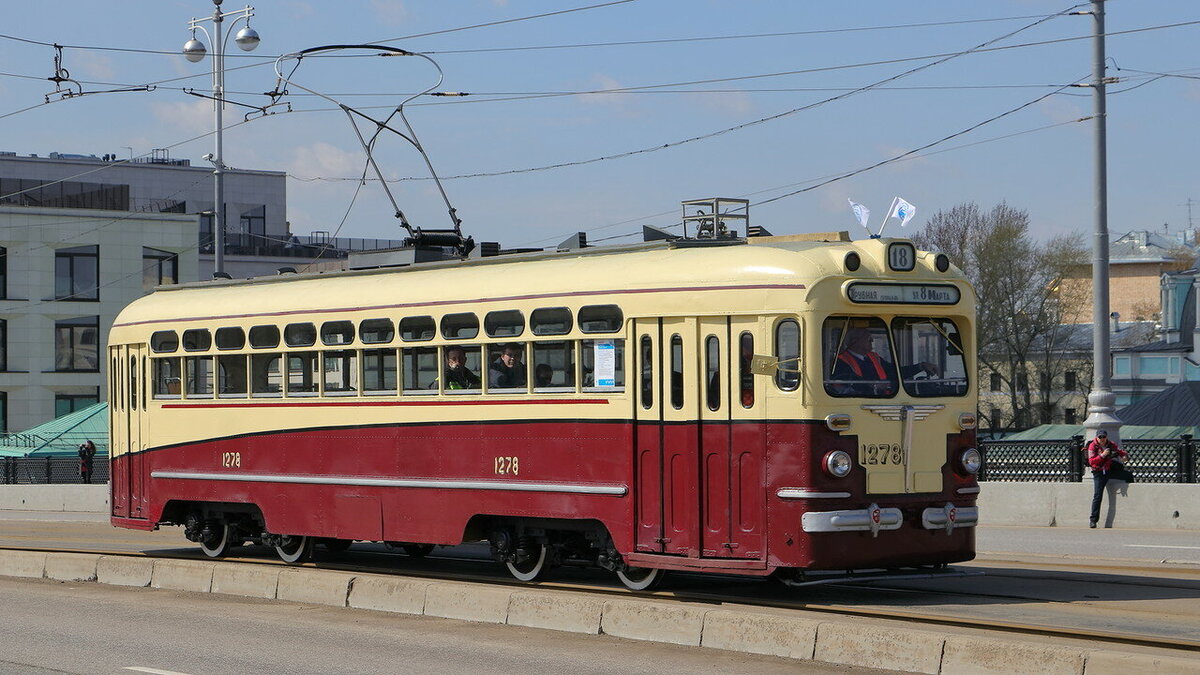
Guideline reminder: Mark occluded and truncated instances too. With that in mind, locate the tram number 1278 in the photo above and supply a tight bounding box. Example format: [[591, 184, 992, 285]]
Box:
[[861, 444, 903, 465], [494, 456, 520, 475]]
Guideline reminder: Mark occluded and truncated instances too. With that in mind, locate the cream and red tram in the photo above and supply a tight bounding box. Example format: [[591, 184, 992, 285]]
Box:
[[108, 229, 980, 588]]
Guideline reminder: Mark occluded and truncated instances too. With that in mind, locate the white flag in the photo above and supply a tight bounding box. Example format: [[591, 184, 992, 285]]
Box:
[[847, 199, 871, 231], [889, 196, 917, 227]]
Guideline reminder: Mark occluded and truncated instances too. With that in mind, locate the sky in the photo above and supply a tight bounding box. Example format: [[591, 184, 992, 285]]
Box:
[[2, 1, 1198, 250]]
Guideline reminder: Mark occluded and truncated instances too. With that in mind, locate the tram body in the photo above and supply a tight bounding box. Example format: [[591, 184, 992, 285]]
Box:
[[108, 233, 979, 584]]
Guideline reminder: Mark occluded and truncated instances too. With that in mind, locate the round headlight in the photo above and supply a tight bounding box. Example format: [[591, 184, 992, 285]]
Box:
[[935, 253, 950, 273], [824, 450, 853, 478], [844, 251, 861, 272], [959, 447, 982, 475]]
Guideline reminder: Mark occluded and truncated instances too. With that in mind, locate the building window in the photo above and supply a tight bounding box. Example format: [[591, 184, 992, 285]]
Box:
[[54, 245, 99, 301], [989, 372, 1001, 392], [55, 316, 100, 371], [1015, 372, 1028, 392], [989, 407, 1002, 430], [1064, 370, 1077, 390], [0, 245, 6, 300], [1039, 372, 1051, 391], [142, 247, 179, 291], [0, 319, 6, 371], [0, 391, 6, 433], [241, 205, 266, 246], [1064, 408, 1077, 424], [55, 391, 99, 418]]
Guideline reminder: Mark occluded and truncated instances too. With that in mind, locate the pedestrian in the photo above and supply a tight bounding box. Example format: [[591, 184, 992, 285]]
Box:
[[1085, 430, 1133, 528], [78, 440, 97, 484]]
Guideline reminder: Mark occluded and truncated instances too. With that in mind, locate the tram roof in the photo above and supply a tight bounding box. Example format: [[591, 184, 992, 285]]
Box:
[[113, 235, 963, 329]]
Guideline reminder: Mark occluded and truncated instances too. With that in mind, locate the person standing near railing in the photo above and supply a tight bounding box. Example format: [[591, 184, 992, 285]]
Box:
[[78, 440, 96, 485], [1086, 430, 1133, 528]]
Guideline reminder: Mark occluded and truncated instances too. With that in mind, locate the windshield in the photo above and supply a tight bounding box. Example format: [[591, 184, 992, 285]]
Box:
[[823, 315, 968, 398], [891, 317, 968, 397], [823, 317, 898, 398]]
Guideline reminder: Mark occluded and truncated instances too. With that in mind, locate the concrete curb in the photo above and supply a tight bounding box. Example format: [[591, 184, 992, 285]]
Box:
[[0, 554, 1192, 674]]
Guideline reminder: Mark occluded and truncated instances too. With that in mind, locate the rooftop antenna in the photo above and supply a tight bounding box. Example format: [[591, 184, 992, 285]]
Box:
[[273, 44, 471, 255]]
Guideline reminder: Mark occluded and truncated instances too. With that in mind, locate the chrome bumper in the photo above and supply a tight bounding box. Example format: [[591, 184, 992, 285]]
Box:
[[801, 502, 902, 537], [921, 502, 979, 534]]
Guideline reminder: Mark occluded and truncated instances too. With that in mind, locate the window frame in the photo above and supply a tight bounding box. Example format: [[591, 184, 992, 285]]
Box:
[[54, 245, 100, 301]]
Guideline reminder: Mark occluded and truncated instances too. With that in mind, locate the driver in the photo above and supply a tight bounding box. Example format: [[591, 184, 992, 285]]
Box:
[[832, 327, 938, 395]]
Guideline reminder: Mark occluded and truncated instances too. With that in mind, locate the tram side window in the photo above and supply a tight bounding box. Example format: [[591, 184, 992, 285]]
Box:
[[487, 342, 528, 392], [822, 316, 896, 398], [151, 330, 178, 353], [669, 335, 683, 409], [286, 352, 319, 396], [441, 313, 479, 340], [285, 323, 317, 347], [639, 335, 653, 410], [705, 335, 720, 411], [531, 308, 572, 336], [363, 348, 398, 394], [442, 345, 482, 393], [578, 305, 622, 333], [251, 353, 283, 397], [402, 347, 439, 392], [321, 321, 354, 346], [129, 356, 138, 409], [152, 357, 181, 398], [775, 320, 801, 392], [323, 350, 359, 395], [739, 332, 754, 408], [400, 316, 435, 342], [218, 354, 247, 397], [581, 339, 624, 391], [183, 329, 211, 351], [215, 327, 245, 350], [249, 325, 280, 349], [360, 319, 395, 344], [532, 341, 575, 390], [484, 310, 524, 338], [891, 317, 968, 397], [186, 356, 214, 397]]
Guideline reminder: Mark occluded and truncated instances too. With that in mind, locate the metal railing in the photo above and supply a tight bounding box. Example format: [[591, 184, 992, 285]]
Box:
[[1, 456, 110, 484], [979, 435, 1199, 483]]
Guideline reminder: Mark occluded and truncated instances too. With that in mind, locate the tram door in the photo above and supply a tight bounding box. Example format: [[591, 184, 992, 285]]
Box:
[[633, 317, 700, 556], [124, 345, 148, 519], [109, 347, 128, 518]]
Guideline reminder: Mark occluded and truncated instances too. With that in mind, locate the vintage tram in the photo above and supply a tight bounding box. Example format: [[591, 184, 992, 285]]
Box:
[[108, 210, 979, 590]]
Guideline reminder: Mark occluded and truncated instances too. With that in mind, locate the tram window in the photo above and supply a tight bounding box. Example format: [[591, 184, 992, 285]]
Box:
[[286, 352, 319, 396], [532, 308, 572, 336], [284, 322, 317, 347], [402, 347, 439, 392], [582, 339, 624, 391], [249, 325, 280, 349], [215, 327, 245, 351], [532, 341, 575, 390], [442, 345, 483, 394], [185, 356, 214, 397], [579, 305, 623, 333], [822, 316, 896, 398], [151, 331, 178, 353], [640, 335, 653, 409], [183, 329, 211, 352], [705, 335, 720, 411], [250, 353, 283, 397], [775, 320, 801, 392], [363, 348, 398, 394], [441, 313, 479, 340], [152, 358, 182, 398], [487, 343, 528, 392], [360, 318, 395, 344], [321, 321, 355, 346], [739, 332, 755, 408], [129, 356, 138, 409], [669, 335, 684, 409], [111, 356, 119, 410], [484, 310, 524, 338], [891, 317, 968, 397], [323, 350, 359, 395], [217, 354, 247, 396], [400, 316, 435, 342]]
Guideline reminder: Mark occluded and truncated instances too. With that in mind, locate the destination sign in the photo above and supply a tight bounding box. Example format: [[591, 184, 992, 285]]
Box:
[[847, 283, 960, 305]]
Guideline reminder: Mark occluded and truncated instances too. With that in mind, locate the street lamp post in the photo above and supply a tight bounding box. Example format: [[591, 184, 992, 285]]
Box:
[[183, 1, 261, 278]]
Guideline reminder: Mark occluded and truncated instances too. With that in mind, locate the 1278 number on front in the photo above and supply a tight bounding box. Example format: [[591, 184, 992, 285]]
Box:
[[861, 443, 903, 465]]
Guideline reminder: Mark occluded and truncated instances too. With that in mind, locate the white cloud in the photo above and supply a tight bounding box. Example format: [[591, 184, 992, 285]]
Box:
[[1038, 97, 1085, 124], [575, 74, 644, 118], [370, 0, 410, 26], [75, 53, 115, 80], [151, 100, 212, 132], [287, 141, 362, 178], [684, 90, 754, 117]]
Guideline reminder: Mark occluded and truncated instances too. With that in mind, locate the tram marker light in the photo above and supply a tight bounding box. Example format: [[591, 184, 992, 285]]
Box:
[[958, 413, 976, 430], [935, 253, 950, 273], [844, 251, 861, 272], [825, 414, 852, 432]]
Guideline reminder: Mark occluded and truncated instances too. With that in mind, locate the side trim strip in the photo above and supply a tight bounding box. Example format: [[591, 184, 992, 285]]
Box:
[[161, 398, 609, 409], [777, 488, 852, 499], [955, 486, 981, 495], [149, 471, 628, 496]]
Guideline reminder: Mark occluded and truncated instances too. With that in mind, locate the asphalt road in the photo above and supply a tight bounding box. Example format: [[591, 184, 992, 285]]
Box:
[[975, 524, 1200, 565], [0, 577, 880, 675]]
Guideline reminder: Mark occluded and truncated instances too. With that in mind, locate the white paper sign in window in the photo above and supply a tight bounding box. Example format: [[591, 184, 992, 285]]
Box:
[[594, 340, 616, 387]]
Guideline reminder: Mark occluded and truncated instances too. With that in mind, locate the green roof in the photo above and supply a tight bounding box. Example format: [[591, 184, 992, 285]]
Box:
[[0, 403, 108, 457], [1002, 423, 1197, 441]]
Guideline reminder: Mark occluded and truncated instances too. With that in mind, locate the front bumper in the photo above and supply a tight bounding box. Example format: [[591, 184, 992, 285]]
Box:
[[800, 501, 978, 536]]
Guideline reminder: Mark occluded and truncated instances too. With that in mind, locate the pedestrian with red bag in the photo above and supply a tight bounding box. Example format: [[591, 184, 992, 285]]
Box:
[[1086, 430, 1133, 528]]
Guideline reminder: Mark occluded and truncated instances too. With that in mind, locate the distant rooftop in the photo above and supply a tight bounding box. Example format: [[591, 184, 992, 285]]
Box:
[[1110, 229, 1199, 263]]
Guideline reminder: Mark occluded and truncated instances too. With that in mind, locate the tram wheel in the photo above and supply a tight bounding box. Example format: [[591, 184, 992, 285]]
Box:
[[616, 566, 666, 591], [275, 535, 314, 564], [321, 538, 353, 553], [402, 543, 435, 558], [198, 522, 235, 559], [505, 542, 550, 582]]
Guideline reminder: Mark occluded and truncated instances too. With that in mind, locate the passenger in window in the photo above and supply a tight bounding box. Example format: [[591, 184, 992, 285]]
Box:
[[442, 346, 481, 390], [489, 344, 526, 388], [833, 328, 936, 396], [534, 363, 554, 388]]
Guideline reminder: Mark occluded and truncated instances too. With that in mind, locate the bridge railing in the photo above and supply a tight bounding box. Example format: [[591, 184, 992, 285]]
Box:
[[979, 435, 1198, 483], [1, 456, 110, 484]]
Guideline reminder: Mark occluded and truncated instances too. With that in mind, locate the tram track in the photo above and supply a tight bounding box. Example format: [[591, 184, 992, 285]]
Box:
[[5, 542, 1199, 655]]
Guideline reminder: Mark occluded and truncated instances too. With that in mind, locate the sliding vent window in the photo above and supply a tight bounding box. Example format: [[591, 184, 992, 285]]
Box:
[[284, 323, 316, 347], [484, 310, 524, 338], [249, 325, 280, 349], [183, 329, 211, 352], [891, 317, 968, 397], [578, 305, 622, 333], [150, 331, 178, 353], [360, 318, 395, 344], [215, 327, 245, 350], [400, 316, 435, 342], [531, 308, 572, 336], [441, 313, 479, 340], [321, 321, 354, 346]]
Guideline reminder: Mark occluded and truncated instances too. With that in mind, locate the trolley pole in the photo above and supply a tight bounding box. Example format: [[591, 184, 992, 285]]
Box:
[[1083, 0, 1122, 444]]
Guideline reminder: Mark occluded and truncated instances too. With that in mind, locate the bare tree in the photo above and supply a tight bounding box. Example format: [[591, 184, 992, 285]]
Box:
[[913, 202, 1086, 432]]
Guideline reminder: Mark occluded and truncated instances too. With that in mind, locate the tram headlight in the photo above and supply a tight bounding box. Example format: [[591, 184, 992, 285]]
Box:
[[824, 450, 853, 478], [958, 447, 982, 475]]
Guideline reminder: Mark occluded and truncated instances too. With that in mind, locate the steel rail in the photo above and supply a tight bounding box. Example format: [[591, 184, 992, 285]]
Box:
[[2, 543, 1198, 654]]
